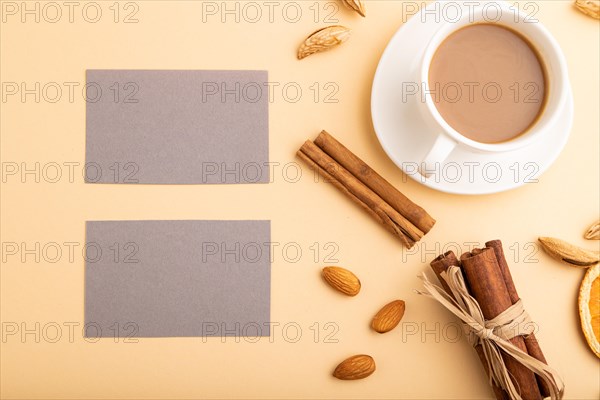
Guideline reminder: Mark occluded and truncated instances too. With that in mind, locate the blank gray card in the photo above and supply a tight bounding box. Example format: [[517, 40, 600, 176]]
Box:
[[84, 220, 271, 337], [85, 70, 269, 184]]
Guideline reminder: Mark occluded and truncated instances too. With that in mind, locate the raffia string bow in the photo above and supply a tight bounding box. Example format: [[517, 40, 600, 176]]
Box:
[[418, 266, 564, 400]]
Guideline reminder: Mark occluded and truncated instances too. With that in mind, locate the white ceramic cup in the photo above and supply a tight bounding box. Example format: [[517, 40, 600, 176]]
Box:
[[418, 1, 569, 177]]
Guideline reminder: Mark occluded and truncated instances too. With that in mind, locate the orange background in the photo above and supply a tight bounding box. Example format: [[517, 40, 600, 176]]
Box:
[[1, 1, 599, 398]]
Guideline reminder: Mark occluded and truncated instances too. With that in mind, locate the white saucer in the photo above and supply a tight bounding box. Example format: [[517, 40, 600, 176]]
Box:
[[371, 2, 574, 195]]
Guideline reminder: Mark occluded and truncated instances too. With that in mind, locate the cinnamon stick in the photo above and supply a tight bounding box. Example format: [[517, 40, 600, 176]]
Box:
[[485, 240, 550, 398], [460, 249, 542, 400], [296, 149, 397, 241], [430, 251, 459, 296], [430, 252, 508, 400], [313, 130, 435, 233], [298, 140, 424, 247]]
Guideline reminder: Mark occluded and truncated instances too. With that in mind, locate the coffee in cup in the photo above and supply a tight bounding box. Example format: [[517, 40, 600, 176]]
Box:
[[417, 1, 569, 178], [428, 23, 547, 144]]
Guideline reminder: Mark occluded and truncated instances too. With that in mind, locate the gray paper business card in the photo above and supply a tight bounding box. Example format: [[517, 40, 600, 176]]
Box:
[[84, 220, 271, 338], [85, 70, 269, 184]]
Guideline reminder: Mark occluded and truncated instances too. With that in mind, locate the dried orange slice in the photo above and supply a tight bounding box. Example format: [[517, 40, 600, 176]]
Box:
[[579, 263, 600, 358]]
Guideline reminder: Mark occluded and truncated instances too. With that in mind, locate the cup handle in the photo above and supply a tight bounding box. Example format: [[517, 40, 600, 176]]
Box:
[[419, 134, 457, 177]]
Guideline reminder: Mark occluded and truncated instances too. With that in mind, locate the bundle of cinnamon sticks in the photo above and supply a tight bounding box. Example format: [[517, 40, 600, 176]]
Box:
[[430, 240, 553, 400], [297, 131, 435, 248]]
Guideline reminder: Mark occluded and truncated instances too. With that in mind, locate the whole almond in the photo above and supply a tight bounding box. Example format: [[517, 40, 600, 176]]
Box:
[[371, 300, 406, 333], [297, 26, 351, 60], [333, 354, 375, 380], [574, 0, 600, 19], [341, 0, 366, 17], [584, 221, 600, 240], [322, 266, 361, 296], [538, 237, 600, 268]]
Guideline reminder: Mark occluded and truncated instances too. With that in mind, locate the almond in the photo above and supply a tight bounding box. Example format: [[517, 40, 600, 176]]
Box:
[[297, 26, 351, 60], [341, 0, 366, 17], [584, 221, 600, 240], [538, 237, 600, 268], [371, 300, 406, 333], [574, 0, 600, 19], [333, 354, 375, 380], [322, 266, 361, 296]]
